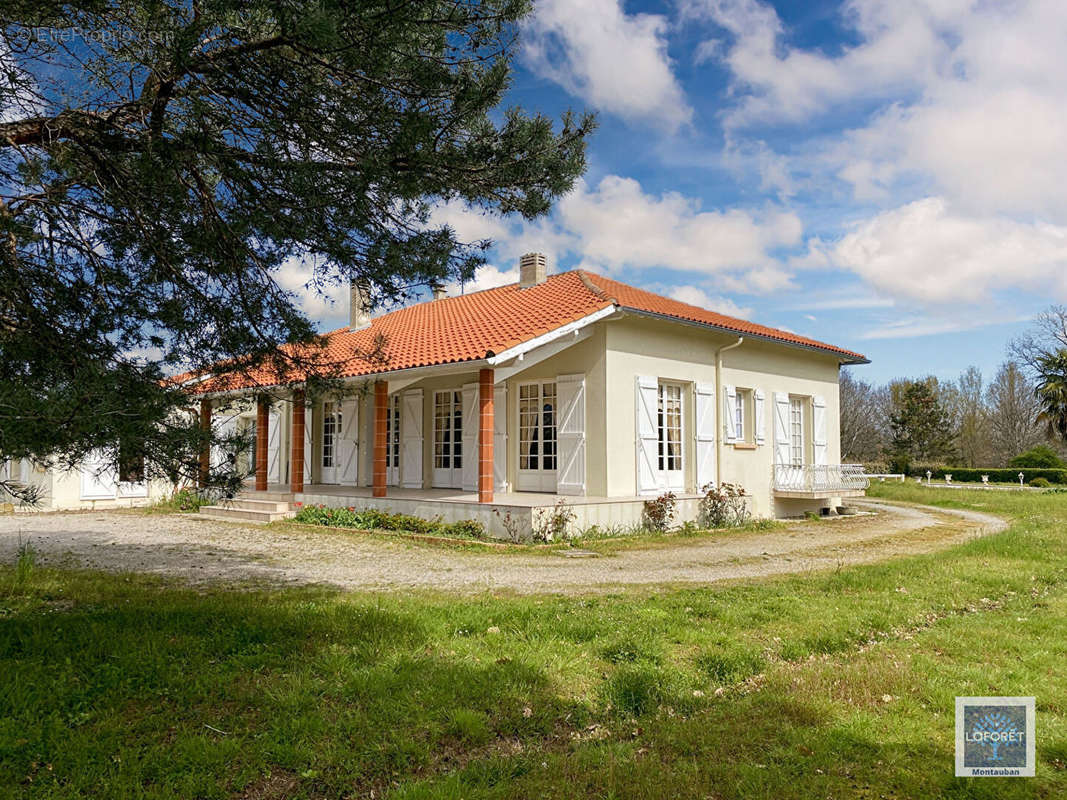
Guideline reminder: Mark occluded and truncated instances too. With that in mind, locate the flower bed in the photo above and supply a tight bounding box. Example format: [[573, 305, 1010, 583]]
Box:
[[293, 504, 487, 541]]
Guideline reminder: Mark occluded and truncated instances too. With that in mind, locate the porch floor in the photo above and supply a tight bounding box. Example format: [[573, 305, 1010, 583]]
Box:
[[252, 483, 700, 508]]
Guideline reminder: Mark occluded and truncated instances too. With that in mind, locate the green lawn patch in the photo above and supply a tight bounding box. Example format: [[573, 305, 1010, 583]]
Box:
[[2, 483, 1066, 797]]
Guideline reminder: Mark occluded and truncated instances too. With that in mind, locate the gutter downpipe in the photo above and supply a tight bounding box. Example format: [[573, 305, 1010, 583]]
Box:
[[715, 336, 744, 487]]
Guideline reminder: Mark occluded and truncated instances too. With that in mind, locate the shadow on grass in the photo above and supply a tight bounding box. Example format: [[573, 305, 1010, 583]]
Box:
[[0, 577, 575, 799]]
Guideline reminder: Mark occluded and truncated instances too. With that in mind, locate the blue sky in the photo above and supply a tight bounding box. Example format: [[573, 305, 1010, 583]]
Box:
[[294, 0, 1067, 384]]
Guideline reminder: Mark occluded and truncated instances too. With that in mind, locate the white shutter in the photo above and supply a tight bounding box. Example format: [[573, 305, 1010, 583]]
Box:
[[773, 392, 790, 466], [723, 385, 737, 443], [80, 450, 117, 500], [339, 399, 359, 484], [267, 409, 281, 483], [210, 413, 238, 470], [556, 374, 586, 495], [493, 385, 508, 492], [400, 389, 424, 488], [694, 382, 715, 491], [636, 376, 660, 495], [813, 395, 828, 466], [754, 389, 766, 446], [303, 404, 312, 483], [461, 383, 478, 491]]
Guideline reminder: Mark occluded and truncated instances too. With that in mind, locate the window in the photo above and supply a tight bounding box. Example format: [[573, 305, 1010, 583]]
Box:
[[519, 382, 556, 471], [657, 383, 682, 472], [386, 394, 400, 468], [433, 390, 462, 469], [789, 396, 804, 467], [119, 439, 145, 484], [734, 390, 745, 441]]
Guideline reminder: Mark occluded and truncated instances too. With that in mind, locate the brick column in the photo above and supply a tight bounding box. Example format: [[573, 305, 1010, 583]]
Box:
[[255, 396, 269, 491], [290, 390, 305, 493], [478, 368, 494, 503], [373, 380, 388, 497], [198, 398, 211, 488]]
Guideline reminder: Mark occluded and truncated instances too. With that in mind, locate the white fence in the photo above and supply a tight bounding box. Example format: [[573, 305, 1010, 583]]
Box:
[[773, 464, 869, 493]]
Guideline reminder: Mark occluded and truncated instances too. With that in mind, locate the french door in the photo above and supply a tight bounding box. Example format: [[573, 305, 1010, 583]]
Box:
[[657, 383, 684, 491], [517, 381, 558, 492], [432, 390, 463, 488], [789, 396, 805, 467], [386, 394, 401, 486], [321, 402, 342, 483]]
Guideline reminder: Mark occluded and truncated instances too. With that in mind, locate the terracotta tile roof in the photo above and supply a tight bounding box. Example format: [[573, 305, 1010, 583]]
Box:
[[183, 270, 866, 394]]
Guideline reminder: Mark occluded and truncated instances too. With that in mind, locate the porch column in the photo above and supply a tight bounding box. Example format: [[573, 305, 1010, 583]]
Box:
[[290, 390, 305, 493], [198, 398, 211, 489], [373, 380, 388, 497], [478, 368, 494, 503], [255, 396, 269, 491]]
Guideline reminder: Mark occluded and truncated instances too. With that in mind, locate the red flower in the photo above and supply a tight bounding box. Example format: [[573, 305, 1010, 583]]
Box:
[[295, 501, 303, 507]]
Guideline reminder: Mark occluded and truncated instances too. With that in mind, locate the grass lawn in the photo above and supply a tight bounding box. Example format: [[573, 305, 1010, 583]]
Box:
[[2, 483, 1066, 798]]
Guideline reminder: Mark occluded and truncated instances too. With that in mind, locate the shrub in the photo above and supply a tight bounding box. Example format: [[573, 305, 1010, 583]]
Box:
[[642, 492, 677, 532], [888, 453, 911, 476], [532, 498, 576, 542], [293, 505, 484, 540], [1010, 445, 1066, 469], [697, 482, 750, 529], [1030, 477, 1052, 487], [908, 467, 1067, 484]]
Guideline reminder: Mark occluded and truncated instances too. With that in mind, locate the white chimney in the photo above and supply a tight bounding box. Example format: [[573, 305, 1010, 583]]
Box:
[[431, 282, 447, 300], [518, 252, 547, 288], [349, 280, 372, 330]]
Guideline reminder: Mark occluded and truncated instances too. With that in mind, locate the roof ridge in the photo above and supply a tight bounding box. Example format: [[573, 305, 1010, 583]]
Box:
[[575, 269, 618, 304]]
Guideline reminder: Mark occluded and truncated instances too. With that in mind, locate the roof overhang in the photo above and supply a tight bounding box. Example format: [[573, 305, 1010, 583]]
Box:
[[618, 307, 870, 365]]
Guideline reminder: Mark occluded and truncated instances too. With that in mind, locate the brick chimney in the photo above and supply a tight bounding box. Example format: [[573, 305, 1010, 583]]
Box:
[[518, 252, 547, 288], [349, 280, 372, 330]]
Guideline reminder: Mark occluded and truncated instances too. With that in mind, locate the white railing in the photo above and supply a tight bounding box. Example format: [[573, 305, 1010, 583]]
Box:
[[773, 464, 869, 493]]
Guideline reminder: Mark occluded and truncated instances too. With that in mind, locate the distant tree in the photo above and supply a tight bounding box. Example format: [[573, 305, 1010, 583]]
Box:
[[986, 361, 1043, 465], [1008, 445, 1065, 469], [888, 378, 956, 469], [1034, 349, 1067, 442], [952, 366, 991, 467], [838, 368, 886, 462], [1010, 306, 1067, 375]]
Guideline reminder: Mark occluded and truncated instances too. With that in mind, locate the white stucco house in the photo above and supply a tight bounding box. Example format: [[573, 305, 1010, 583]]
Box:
[[181, 254, 869, 535]]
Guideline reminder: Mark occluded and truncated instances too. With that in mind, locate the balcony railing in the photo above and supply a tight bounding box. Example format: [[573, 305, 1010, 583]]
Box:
[[773, 463, 869, 494]]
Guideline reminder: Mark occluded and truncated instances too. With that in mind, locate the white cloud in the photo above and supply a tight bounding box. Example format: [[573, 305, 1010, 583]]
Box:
[[667, 285, 754, 318], [523, 0, 692, 131], [686, 0, 961, 128], [446, 264, 519, 296], [556, 175, 800, 290], [274, 256, 349, 329], [430, 177, 801, 294], [825, 197, 1067, 305]]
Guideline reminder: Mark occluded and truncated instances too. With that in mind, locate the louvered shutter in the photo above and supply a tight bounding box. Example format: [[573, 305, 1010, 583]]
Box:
[[636, 376, 659, 495], [400, 390, 424, 488], [80, 450, 117, 500], [556, 374, 586, 495]]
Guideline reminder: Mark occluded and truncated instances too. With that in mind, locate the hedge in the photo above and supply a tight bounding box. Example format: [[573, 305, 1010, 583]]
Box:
[[294, 504, 487, 539], [906, 466, 1067, 484]]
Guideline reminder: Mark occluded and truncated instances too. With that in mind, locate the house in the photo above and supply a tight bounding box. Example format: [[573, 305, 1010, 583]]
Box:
[[186, 255, 869, 535]]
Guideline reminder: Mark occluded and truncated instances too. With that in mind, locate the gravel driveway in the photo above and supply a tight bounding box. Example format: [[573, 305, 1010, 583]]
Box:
[[0, 501, 1005, 594]]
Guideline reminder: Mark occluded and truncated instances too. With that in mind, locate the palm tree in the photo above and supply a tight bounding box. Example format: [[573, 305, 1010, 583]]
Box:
[[1034, 349, 1067, 441]]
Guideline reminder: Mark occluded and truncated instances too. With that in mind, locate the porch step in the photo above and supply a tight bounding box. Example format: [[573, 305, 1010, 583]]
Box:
[[199, 493, 295, 524]]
